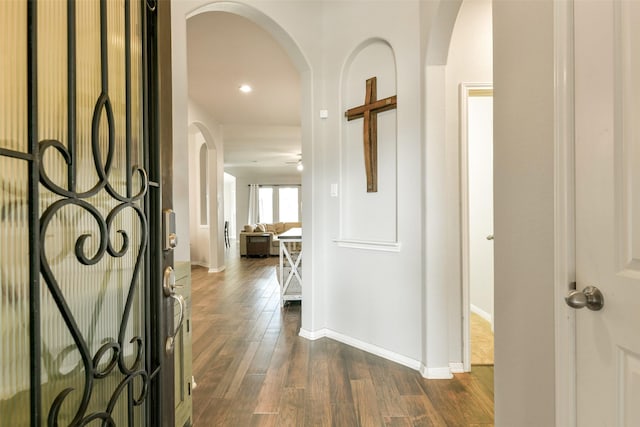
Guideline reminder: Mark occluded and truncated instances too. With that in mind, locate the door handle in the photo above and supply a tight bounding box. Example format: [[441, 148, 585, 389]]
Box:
[[165, 293, 185, 355], [163, 266, 186, 354], [162, 265, 183, 296], [486, 234, 494, 241], [565, 284, 604, 311]]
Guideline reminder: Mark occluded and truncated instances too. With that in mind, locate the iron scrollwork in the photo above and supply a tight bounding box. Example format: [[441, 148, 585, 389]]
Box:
[[36, 0, 151, 424]]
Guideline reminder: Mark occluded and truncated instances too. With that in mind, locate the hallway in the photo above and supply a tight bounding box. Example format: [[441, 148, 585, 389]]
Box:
[[190, 254, 494, 426]]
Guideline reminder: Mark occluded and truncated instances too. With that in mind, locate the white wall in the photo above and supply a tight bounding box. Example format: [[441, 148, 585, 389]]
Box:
[[444, 0, 493, 364], [320, 1, 426, 367], [493, 1, 556, 425]]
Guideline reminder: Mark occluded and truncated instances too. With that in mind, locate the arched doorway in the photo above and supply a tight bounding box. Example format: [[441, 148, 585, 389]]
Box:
[[187, 122, 224, 272]]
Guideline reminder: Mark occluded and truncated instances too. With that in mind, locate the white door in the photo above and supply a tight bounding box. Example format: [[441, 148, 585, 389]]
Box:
[[574, 0, 640, 424], [467, 90, 494, 329]]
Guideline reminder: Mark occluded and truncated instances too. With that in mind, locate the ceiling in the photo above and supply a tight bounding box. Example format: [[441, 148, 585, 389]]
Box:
[[187, 12, 302, 178]]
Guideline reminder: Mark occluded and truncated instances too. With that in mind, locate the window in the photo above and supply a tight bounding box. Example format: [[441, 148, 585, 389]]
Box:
[[278, 187, 299, 222], [258, 185, 300, 223]]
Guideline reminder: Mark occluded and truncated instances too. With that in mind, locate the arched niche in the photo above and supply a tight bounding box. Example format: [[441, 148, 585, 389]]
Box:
[[340, 39, 398, 245]]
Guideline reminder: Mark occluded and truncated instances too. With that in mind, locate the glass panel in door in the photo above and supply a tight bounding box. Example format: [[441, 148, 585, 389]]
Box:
[[0, 0, 155, 424], [0, 1, 32, 424]]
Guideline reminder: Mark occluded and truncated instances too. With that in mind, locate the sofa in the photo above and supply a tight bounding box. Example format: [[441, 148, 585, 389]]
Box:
[[239, 222, 301, 256]]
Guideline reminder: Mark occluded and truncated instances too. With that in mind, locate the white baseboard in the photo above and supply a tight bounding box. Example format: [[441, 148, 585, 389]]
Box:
[[298, 328, 421, 372], [190, 261, 225, 273], [449, 362, 464, 373], [470, 304, 492, 324], [298, 328, 324, 341], [419, 365, 454, 379]]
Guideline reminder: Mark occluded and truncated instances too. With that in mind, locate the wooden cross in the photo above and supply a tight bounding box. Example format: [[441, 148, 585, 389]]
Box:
[[345, 76, 397, 192]]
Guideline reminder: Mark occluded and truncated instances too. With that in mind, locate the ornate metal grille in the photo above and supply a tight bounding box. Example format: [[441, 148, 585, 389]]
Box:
[[0, 0, 160, 425]]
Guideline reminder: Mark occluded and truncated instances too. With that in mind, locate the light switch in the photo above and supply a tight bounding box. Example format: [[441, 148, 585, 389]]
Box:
[[320, 109, 329, 119], [330, 183, 338, 197]]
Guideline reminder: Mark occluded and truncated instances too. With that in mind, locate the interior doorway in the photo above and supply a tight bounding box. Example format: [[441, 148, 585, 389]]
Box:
[[427, 0, 493, 374], [461, 84, 495, 370], [425, 0, 493, 374], [187, 123, 224, 272]]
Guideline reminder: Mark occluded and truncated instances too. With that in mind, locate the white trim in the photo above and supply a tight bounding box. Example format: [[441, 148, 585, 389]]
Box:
[[298, 328, 421, 371], [333, 239, 401, 252], [554, 1, 577, 426], [419, 365, 453, 380], [460, 82, 494, 373], [190, 261, 207, 268], [449, 362, 465, 374], [191, 260, 225, 273], [470, 304, 492, 324], [298, 328, 323, 340]]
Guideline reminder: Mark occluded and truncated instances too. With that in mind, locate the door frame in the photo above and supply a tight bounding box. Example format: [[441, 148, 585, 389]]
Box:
[[154, 0, 176, 425], [460, 82, 494, 372], [553, 0, 577, 425]]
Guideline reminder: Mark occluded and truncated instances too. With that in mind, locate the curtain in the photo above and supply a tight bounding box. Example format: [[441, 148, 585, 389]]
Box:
[[248, 184, 259, 224]]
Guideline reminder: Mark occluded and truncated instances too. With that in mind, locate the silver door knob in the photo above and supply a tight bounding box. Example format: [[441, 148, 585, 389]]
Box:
[[565, 285, 604, 311]]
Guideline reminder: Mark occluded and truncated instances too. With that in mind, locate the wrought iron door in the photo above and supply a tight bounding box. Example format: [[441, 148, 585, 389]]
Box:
[[0, 0, 166, 425]]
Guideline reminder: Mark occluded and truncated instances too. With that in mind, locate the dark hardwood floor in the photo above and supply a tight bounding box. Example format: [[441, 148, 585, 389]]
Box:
[[190, 250, 494, 426]]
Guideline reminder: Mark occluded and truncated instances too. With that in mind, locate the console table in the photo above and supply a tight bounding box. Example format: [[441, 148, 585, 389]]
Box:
[[278, 227, 302, 306]]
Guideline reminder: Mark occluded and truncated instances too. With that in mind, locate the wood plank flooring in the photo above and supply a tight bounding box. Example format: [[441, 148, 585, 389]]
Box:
[[191, 252, 494, 426], [470, 313, 494, 366]]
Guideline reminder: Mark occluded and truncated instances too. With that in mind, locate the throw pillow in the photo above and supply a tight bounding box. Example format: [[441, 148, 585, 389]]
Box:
[[254, 224, 266, 232], [244, 225, 254, 232]]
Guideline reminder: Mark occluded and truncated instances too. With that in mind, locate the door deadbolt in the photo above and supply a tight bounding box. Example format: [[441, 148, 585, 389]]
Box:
[[163, 209, 178, 251]]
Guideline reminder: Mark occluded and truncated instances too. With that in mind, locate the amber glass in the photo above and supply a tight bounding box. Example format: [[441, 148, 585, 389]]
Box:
[[0, 1, 31, 425]]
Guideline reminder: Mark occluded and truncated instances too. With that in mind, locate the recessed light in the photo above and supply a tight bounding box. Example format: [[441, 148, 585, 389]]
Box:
[[239, 84, 252, 93]]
